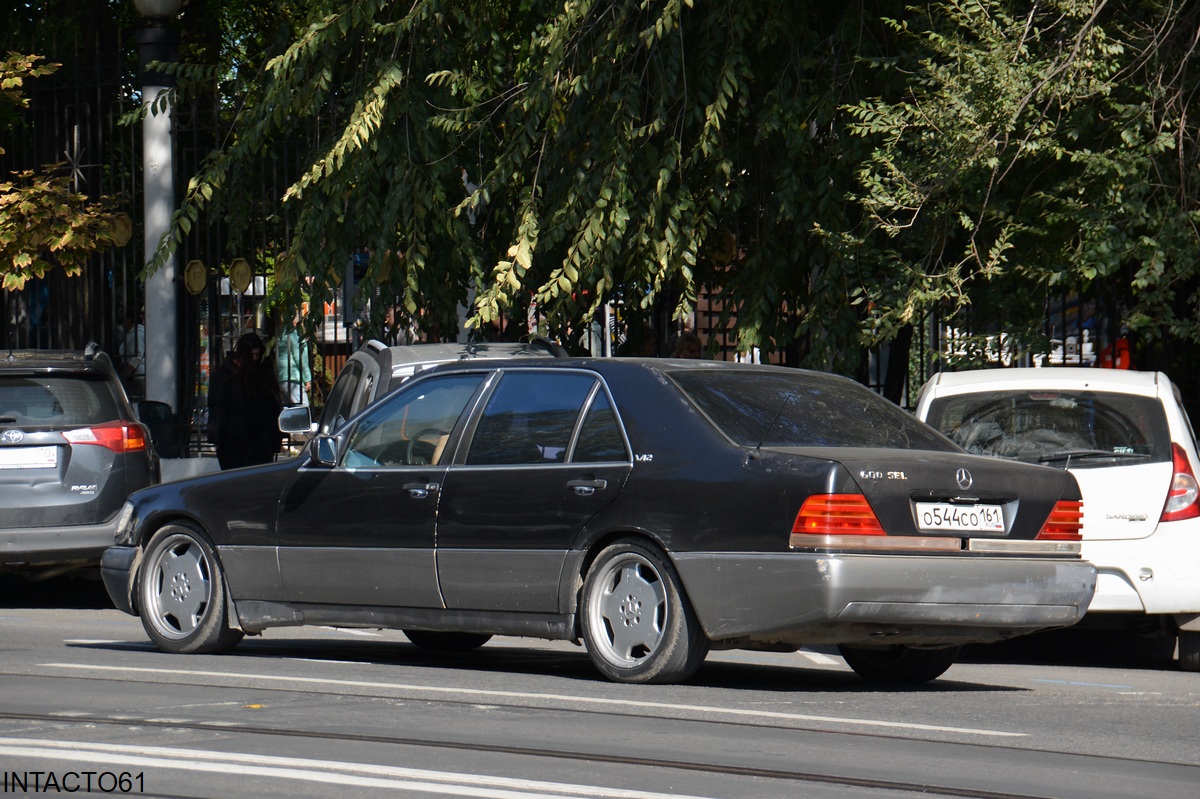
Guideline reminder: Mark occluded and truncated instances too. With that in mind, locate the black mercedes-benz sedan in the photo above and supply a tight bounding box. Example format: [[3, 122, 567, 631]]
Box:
[[102, 358, 1096, 684]]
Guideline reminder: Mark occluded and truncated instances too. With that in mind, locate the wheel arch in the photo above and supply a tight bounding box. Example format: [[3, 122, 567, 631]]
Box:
[[564, 526, 683, 637], [128, 514, 237, 629]]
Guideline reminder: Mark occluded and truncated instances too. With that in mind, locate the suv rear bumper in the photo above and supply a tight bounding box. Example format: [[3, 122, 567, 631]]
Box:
[[0, 520, 121, 567]]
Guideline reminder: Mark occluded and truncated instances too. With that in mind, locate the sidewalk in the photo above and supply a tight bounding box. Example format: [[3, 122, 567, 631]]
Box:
[[159, 456, 220, 483]]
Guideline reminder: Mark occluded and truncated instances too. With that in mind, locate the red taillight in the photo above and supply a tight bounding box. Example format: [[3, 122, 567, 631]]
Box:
[[792, 494, 885, 537], [62, 421, 147, 453], [1161, 442, 1200, 522], [1036, 500, 1084, 541]]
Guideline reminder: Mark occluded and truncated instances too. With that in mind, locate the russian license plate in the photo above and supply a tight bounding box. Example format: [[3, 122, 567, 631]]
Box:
[[915, 502, 1004, 532], [0, 446, 58, 469]]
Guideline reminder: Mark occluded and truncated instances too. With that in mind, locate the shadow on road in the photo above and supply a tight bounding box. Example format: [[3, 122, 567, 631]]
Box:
[[962, 627, 1179, 671], [0, 572, 113, 610]]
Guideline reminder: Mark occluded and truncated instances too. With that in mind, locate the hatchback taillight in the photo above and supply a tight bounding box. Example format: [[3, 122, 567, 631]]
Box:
[[1036, 500, 1084, 541], [1160, 442, 1200, 522], [62, 421, 148, 453]]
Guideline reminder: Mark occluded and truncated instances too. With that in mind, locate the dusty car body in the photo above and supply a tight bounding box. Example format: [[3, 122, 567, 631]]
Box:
[[103, 359, 1095, 684]]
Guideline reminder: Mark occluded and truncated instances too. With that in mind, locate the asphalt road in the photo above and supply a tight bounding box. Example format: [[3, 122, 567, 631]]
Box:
[[1, 577, 1198, 799]]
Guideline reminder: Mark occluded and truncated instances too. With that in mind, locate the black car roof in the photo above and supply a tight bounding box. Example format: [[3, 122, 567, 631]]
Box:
[[416, 355, 853, 381]]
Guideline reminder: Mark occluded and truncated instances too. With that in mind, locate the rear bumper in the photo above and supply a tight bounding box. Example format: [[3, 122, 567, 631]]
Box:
[[0, 520, 122, 568], [100, 545, 138, 615], [673, 552, 1097, 647], [1082, 520, 1200, 614]]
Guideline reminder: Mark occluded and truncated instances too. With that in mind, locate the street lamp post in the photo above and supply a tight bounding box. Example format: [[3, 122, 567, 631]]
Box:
[[134, 0, 181, 411]]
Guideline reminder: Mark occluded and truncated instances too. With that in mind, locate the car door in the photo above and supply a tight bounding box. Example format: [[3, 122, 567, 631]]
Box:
[[276, 373, 486, 607], [435, 370, 632, 613]]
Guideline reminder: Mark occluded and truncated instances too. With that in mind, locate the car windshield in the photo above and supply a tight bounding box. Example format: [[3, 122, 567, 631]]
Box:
[[0, 374, 120, 427], [924, 389, 1170, 465], [670, 369, 955, 450]]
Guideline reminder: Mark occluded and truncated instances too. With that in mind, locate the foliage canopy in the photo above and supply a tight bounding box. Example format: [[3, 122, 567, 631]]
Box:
[[0, 51, 125, 292], [159, 0, 1200, 373]]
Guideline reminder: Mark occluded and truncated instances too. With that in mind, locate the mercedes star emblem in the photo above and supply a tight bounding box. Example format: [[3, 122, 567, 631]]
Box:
[[956, 467, 974, 491]]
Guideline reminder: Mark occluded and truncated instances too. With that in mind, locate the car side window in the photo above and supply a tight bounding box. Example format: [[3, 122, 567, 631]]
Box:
[[343, 374, 483, 468], [349, 371, 376, 420], [571, 390, 628, 463], [467, 372, 595, 465], [320, 360, 363, 434]]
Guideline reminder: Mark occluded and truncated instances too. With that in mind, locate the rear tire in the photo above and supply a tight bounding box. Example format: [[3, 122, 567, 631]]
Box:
[[838, 644, 961, 684], [580, 539, 708, 684], [404, 630, 492, 652], [138, 524, 243, 654], [1179, 631, 1200, 672]]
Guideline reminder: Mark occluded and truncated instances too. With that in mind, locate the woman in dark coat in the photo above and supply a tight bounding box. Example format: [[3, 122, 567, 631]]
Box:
[[208, 332, 283, 470]]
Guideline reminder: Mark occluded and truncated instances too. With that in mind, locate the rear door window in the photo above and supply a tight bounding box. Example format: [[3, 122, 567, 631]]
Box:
[[571, 390, 628, 463], [466, 372, 604, 465]]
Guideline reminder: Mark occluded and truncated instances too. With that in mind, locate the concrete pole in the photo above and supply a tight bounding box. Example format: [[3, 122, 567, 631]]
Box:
[[137, 26, 179, 411]]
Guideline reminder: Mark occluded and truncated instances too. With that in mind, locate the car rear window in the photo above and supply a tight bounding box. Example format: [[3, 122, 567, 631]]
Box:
[[670, 369, 955, 450], [924, 390, 1171, 464], [0, 374, 121, 427]]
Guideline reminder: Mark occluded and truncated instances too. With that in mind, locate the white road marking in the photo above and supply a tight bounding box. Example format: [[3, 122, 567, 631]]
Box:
[[40, 663, 1024, 737], [0, 737, 718, 799], [798, 650, 840, 666], [315, 627, 382, 637]]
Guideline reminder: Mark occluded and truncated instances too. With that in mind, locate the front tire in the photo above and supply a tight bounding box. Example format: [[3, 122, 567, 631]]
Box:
[[838, 644, 961, 684], [580, 539, 708, 684], [138, 524, 243, 654]]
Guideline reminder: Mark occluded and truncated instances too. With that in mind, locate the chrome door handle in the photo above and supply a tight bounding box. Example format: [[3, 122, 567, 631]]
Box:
[[403, 482, 439, 499], [567, 478, 607, 497]]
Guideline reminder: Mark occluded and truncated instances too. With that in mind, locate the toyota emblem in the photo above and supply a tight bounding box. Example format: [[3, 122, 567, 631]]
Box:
[[955, 467, 974, 491], [1, 429, 24, 444]]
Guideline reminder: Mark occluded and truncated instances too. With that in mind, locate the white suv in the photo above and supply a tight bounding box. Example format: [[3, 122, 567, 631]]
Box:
[[914, 367, 1200, 670]]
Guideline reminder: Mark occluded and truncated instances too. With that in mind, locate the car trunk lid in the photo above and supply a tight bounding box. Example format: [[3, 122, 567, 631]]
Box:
[[768, 445, 1077, 541]]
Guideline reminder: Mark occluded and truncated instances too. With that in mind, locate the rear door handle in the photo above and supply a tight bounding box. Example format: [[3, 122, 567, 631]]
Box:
[[403, 482, 439, 499], [567, 478, 608, 497]]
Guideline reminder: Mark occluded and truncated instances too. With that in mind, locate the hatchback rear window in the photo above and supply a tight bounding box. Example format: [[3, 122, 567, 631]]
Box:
[[0, 375, 120, 427], [924, 390, 1170, 465], [670, 370, 955, 450]]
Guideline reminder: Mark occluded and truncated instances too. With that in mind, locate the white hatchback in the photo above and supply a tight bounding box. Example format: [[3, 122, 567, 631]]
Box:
[[914, 367, 1200, 670]]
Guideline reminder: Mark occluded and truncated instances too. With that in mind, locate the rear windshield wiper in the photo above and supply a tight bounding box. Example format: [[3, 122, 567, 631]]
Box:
[[1038, 449, 1151, 464]]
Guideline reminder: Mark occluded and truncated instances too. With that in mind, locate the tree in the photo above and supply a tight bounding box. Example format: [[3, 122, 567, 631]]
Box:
[[843, 1, 1200, 371], [159, 0, 1200, 378], [0, 51, 126, 291]]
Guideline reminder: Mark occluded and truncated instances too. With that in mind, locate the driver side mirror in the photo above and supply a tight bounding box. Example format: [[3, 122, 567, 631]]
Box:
[[278, 405, 316, 436]]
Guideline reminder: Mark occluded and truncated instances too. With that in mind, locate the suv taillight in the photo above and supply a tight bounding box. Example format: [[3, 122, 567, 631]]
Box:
[[1160, 442, 1200, 522], [1036, 500, 1084, 541], [62, 421, 148, 453]]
